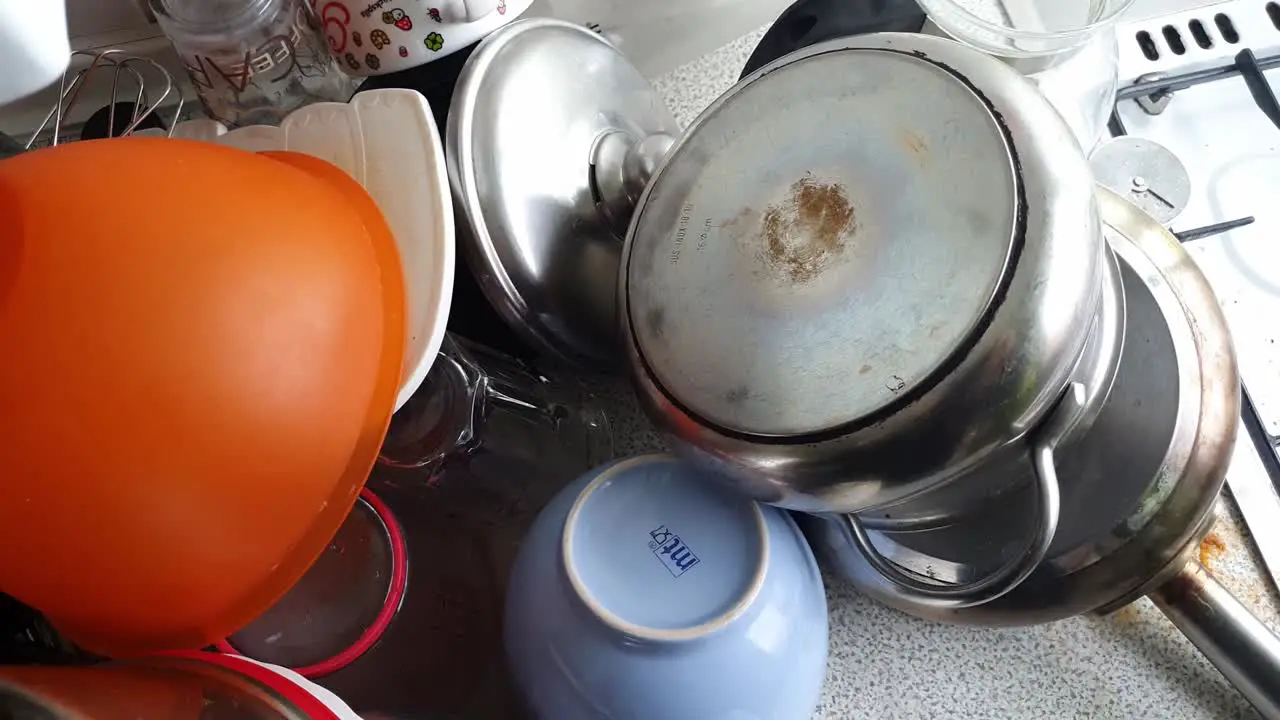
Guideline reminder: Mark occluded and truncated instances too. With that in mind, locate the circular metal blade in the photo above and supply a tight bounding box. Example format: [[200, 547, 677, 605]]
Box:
[[1090, 136, 1190, 224]]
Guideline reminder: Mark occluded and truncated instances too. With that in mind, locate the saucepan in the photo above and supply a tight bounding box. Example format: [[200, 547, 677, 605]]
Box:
[[801, 186, 1280, 717]]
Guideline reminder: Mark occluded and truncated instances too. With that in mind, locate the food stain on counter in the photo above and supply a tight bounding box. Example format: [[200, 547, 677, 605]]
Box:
[[1108, 531, 1230, 626], [1109, 602, 1141, 624], [1199, 531, 1227, 571]]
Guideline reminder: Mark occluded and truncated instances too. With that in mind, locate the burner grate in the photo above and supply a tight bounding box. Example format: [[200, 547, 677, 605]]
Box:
[[1111, 49, 1280, 133], [1109, 45, 1280, 497]]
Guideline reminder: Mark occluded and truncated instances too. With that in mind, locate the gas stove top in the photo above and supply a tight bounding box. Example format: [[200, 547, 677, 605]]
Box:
[[1108, 0, 1280, 590], [1125, 0, 1239, 21]]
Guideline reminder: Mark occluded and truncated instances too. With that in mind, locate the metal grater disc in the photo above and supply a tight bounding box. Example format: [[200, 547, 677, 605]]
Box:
[[1090, 136, 1191, 224]]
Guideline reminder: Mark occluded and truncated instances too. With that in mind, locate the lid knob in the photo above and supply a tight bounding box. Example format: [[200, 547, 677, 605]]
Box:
[[592, 130, 677, 236], [447, 19, 680, 366]]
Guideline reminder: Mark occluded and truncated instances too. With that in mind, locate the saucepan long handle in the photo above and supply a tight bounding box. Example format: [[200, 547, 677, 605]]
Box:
[[1150, 560, 1280, 719]]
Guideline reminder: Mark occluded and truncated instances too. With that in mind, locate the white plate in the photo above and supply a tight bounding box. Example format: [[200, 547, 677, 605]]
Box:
[[168, 89, 455, 410]]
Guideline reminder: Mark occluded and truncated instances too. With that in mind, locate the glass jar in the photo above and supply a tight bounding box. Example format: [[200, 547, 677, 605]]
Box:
[[377, 334, 615, 511], [151, 0, 356, 127], [1024, 26, 1121, 153], [917, 0, 1135, 58]]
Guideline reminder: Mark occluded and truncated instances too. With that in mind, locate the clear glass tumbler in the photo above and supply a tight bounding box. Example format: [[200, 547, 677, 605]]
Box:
[[151, 0, 356, 127], [917, 0, 1135, 59]]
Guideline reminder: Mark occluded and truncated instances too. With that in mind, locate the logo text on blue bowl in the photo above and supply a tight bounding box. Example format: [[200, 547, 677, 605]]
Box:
[[648, 525, 701, 577]]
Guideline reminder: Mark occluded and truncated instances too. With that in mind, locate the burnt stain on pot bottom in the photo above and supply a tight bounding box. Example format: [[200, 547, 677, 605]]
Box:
[[759, 175, 857, 284]]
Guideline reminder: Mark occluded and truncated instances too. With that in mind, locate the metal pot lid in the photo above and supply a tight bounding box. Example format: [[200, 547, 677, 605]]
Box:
[[624, 47, 1022, 437], [447, 19, 681, 366]]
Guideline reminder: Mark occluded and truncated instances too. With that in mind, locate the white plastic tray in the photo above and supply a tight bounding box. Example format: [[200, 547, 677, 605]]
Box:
[[156, 90, 455, 411]]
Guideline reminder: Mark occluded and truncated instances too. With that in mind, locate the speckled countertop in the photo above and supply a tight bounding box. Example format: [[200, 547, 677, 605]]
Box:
[[637, 27, 1280, 720]]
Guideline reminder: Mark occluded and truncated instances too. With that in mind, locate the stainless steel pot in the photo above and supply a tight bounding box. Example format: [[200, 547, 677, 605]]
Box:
[[618, 32, 1114, 604], [802, 187, 1280, 716], [622, 32, 1105, 513]]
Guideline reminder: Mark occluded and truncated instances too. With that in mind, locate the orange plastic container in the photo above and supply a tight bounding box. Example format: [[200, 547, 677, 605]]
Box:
[[0, 138, 406, 656]]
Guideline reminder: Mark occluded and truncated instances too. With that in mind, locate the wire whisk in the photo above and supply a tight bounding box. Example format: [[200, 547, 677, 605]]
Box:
[[24, 49, 185, 150]]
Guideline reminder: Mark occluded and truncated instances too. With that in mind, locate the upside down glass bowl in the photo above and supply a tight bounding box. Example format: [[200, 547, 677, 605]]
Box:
[[918, 0, 1135, 150], [917, 0, 1136, 58]]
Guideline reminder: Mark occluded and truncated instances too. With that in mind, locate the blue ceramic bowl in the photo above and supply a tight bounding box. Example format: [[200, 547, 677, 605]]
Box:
[[505, 455, 828, 720]]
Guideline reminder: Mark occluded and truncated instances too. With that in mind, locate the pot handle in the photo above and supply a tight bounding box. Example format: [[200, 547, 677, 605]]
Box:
[[845, 382, 1086, 609], [1150, 560, 1280, 718]]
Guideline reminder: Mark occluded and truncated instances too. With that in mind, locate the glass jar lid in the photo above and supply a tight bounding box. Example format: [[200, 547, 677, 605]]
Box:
[[625, 47, 1022, 437]]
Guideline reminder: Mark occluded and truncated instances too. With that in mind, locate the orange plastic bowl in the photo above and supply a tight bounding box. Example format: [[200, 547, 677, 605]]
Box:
[[0, 139, 406, 656]]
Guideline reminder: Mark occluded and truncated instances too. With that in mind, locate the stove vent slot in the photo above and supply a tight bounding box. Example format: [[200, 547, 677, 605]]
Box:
[[1188, 18, 1213, 49], [1131, 6, 1255, 63], [1162, 24, 1188, 55], [1214, 12, 1241, 44], [1136, 29, 1160, 61], [1268, 2, 1280, 31]]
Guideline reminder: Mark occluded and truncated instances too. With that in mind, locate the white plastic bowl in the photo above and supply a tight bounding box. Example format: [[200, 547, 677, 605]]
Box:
[[168, 89, 455, 410]]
